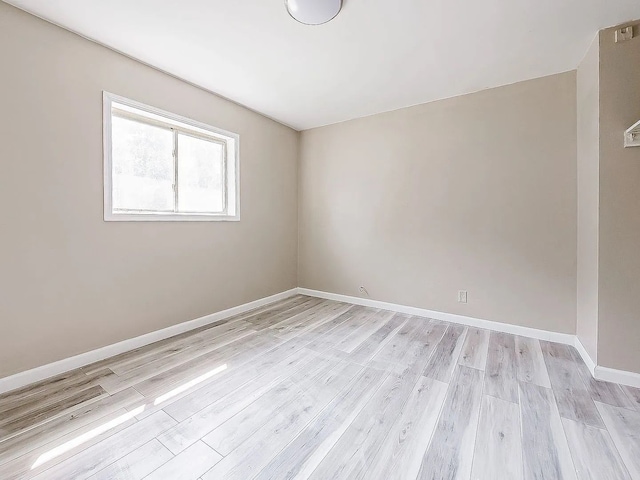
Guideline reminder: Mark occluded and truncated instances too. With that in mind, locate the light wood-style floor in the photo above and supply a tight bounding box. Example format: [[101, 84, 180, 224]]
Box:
[[1, 295, 640, 479]]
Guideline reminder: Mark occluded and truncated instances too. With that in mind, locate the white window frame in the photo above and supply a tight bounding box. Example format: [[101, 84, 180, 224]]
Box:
[[103, 91, 240, 222]]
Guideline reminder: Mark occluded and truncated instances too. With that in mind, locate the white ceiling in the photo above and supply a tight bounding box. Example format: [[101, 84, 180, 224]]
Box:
[[5, 0, 640, 130]]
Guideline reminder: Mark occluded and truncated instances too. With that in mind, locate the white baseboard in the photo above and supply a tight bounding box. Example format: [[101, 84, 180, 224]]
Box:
[[297, 288, 575, 345], [573, 337, 597, 376], [595, 366, 640, 389], [298, 288, 640, 389], [4, 286, 639, 394], [0, 288, 298, 395]]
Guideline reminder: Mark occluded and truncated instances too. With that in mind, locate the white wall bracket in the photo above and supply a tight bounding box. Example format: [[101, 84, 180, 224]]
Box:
[[624, 119, 640, 147]]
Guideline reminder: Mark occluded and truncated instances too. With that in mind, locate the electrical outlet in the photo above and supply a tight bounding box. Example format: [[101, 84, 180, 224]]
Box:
[[615, 26, 633, 43], [458, 290, 468, 303]]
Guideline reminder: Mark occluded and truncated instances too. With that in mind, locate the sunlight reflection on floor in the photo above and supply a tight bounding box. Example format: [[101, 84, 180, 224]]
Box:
[[154, 364, 227, 406], [31, 405, 145, 469], [31, 363, 227, 471]]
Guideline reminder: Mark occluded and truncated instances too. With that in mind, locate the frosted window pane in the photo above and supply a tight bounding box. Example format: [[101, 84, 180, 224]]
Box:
[[177, 134, 224, 213], [112, 116, 175, 212]]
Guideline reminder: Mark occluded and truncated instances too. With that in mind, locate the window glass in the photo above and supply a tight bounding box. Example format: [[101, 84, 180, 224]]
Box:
[[111, 116, 175, 212], [177, 134, 224, 213]]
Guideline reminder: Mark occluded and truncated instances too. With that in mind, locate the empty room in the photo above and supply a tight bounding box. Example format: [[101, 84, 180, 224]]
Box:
[[1, 0, 639, 478]]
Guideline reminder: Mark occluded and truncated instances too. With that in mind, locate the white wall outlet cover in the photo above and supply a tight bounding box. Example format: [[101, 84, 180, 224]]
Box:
[[624, 119, 640, 147], [615, 26, 634, 43], [458, 290, 468, 303]]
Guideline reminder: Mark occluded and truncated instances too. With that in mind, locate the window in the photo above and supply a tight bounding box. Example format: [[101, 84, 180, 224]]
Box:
[[103, 92, 239, 221]]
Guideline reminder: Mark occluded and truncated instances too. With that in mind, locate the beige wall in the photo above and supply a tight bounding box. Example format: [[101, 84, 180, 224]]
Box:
[[576, 36, 600, 363], [299, 73, 578, 333], [0, 3, 299, 378], [597, 21, 640, 373]]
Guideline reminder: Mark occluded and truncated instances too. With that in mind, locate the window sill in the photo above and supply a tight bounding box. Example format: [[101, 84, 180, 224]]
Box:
[[104, 212, 240, 222]]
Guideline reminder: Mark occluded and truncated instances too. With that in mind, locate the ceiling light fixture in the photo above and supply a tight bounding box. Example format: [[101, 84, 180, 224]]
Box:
[[285, 0, 342, 25]]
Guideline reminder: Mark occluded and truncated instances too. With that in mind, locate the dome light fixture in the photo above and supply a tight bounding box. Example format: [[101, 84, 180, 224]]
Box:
[[285, 0, 342, 25]]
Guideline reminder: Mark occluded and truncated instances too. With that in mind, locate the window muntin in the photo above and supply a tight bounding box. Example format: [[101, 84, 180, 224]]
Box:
[[103, 92, 239, 221]]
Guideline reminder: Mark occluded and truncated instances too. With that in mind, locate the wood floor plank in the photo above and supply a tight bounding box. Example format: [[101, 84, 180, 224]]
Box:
[[0, 388, 144, 468], [201, 359, 361, 455], [307, 367, 421, 480], [416, 365, 484, 480], [109, 319, 255, 375], [0, 369, 113, 422], [31, 411, 176, 480], [333, 309, 395, 353], [567, 348, 637, 410], [159, 337, 317, 424], [400, 320, 450, 375], [519, 382, 577, 480], [347, 313, 408, 364], [247, 297, 326, 330], [99, 327, 265, 396], [133, 332, 321, 421], [90, 439, 173, 480], [78, 300, 272, 378], [302, 306, 378, 353], [306, 346, 359, 367], [157, 349, 321, 454], [0, 369, 102, 411], [365, 376, 448, 480], [200, 363, 363, 480], [144, 441, 222, 480], [621, 385, 640, 411], [300, 305, 367, 340], [422, 324, 467, 383], [540, 341, 604, 428], [470, 395, 524, 480], [236, 295, 321, 325], [201, 355, 345, 455], [584, 376, 637, 411], [363, 314, 414, 367], [81, 294, 303, 379], [270, 301, 354, 340], [515, 336, 551, 388], [253, 366, 389, 480], [484, 331, 519, 403], [268, 299, 349, 331], [130, 332, 282, 400], [561, 417, 631, 480], [595, 401, 640, 479], [0, 408, 139, 480], [373, 318, 447, 374], [458, 327, 490, 371], [0, 385, 108, 439]]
